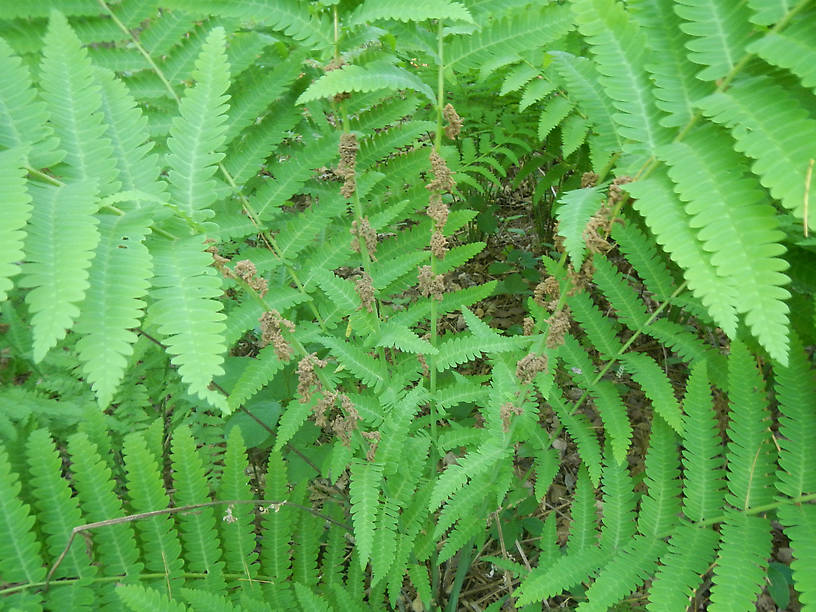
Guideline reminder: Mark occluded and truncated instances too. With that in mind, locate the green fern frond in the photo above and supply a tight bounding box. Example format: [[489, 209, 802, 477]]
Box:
[[445, 5, 573, 74], [556, 186, 604, 269], [227, 346, 285, 411], [561, 114, 590, 157], [434, 333, 526, 371], [598, 445, 637, 552], [680, 361, 725, 522], [628, 0, 710, 128], [435, 377, 490, 411], [149, 236, 227, 410], [778, 504, 816, 609], [568, 465, 600, 552], [27, 429, 96, 589], [647, 523, 719, 610], [549, 51, 621, 169], [571, 0, 670, 162], [0, 444, 45, 585], [39, 10, 118, 193], [294, 504, 323, 587], [430, 440, 508, 511], [260, 450, 294, 583], [171, 425, 222, 574], [589, 382, 632, 466], [636, 417, 681, 536], [548, 392, 603, 487], [0, 37, 61, 168], [350, 0, 473, 25], [0, 147, 31, 303], [181, 587, 247, 611], [618, 352, 683, 435], [515, 547, 610, 607], [592, 255, 650, 331], [122, 432, 184, 577], [319, 336, 388, 390], [581, 536, 667, 611], [21, 181, 100, 362], [774, 334, 816, 499], [611, 221, 676, 302], [626, 169, 739, 337], [349, 459, 383, 570], [662, 127, 791, 364], [74, 211, 152, 407], [67, 432, 141, 576], [724, 340, 776, 510], [376, 389, 427, 475], [709, 512, 771, 611], [568, 291, 624, 359], [699, 76, 816, 228], [538, 96, 574, 141], [674, 0, 752, 82], [165, 26, 230, 223], [215, 427, 259, 578], [273, 399, 314, 452], [748, 9, 816, 91], [94, 66, 166, 202], [297, 61, 435, 105], [117, 584, 189, 612]]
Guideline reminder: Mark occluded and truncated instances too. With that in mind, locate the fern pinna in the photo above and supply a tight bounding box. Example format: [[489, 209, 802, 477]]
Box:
[[1, 0, 815, 610]]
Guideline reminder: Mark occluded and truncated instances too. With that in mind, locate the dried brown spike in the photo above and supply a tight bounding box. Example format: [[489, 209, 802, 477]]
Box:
[[430, 230, 448, 258], [259, 310, 295, 361], [581, 172, 599, 188], [427, 192, 449, 229], [516, 353, 548, 384], [297, 353, 328, 403], [545, 307, 572, 349], [426, 150, 455, 193], [500, 402, 524, 433], [361, 430, 381, 462], [443, 103, 463, 140], [355, 272, 375, 312], [418, 265, 445, 300]]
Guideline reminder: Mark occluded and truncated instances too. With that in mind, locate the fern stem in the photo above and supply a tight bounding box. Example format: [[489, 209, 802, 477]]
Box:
[[693, 492, 816, 530]]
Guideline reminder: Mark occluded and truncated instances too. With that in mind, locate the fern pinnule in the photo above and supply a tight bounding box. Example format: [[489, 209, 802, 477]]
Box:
[[349, 0, 473, 26], [0, 444, 45, 585], [709, 512, 772, 612], [589, 381, 632, 465], [674, 0, 752, 82], [349, 459, 384, 570], [680, 361, 725, 523], [548, 392, 604, 487], [94, 66, 166, 202], [215, 427, 259, 579], [294, 502, 323, 587], [592, 255, 651, 331], [618, 352, 683, 435], [556, 186, 605, 269], [21, 181, 100, 363], [648, 522, 719, 610], [39, 10, 119, 193], [571, 0, 671, 162], [598, 445, 637, 553], [148, 236, 227, 410], [0, 147, 31, 303], [74, 212, 153, 408], [67, 432, 141, 577], [371, 497, 399, 585], [724, 340, 776, 510], [567, 291, 624, 359], [26, 429, 97, 598], [610, 221, 676, 302], [170, 425, 222, 576], [699, 76, 816, 226], [259, 450, 295, 586], [0, 37, 62, 168], [626, 169, 739, 337], [122, 432, 184, 578], [297, 61, 435, 106], [778, 503, 816, 609], [748, 9, 816, 91], [637, 416, 681, 537], [165, 26, 230, 223], [516, 547, 610, 606], [661, 127, 790, 364], [227, 346, 286, 412], [116, 583, 188, 612]]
